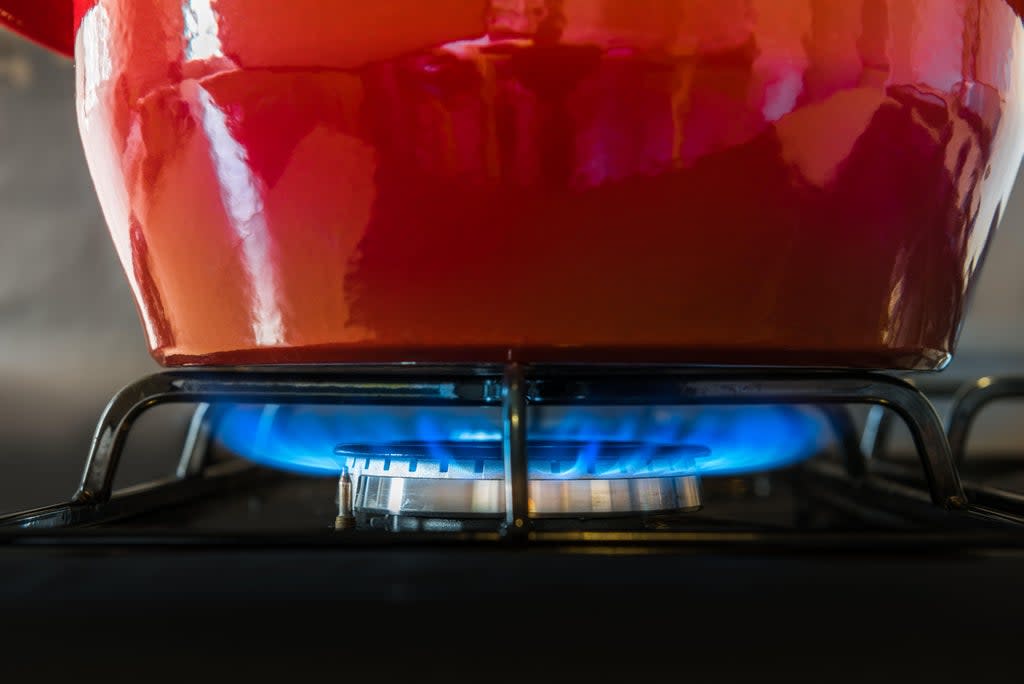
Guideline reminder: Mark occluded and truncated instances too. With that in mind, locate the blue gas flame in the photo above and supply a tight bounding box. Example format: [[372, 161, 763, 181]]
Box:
[[214, 404, 829, 478]]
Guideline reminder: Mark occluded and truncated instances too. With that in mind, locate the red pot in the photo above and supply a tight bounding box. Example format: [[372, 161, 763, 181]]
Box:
[[3, 1, 1024, 369]]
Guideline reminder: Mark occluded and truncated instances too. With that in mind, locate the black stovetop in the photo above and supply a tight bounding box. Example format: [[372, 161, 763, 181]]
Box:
[[3, 366, 1024, 678]]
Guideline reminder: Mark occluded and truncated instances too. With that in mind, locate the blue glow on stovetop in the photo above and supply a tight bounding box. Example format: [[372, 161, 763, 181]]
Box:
[[214, 403, 829, 478]]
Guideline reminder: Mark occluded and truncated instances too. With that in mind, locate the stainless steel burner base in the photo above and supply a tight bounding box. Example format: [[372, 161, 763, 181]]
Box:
[[353, 474, 702, 517]]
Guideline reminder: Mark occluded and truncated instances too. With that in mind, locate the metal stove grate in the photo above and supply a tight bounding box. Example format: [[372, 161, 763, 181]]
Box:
[[6, 363, 1019, 537]]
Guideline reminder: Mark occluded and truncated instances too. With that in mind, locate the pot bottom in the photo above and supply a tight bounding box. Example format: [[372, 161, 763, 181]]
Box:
[[155, 343, 952, 372]]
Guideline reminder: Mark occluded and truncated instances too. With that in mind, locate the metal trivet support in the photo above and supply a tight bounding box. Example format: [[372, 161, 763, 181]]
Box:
[[863, 376, 1024, 468], [0, 365, 968, 530], [854, 378, 961, 460], [502, 363, 529, 535], [947, 376, 1024, 467]]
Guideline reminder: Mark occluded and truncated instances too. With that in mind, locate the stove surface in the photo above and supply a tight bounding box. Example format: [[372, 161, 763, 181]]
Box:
[[3, 524, 1023, 681], [3, 364, 1024, 679]]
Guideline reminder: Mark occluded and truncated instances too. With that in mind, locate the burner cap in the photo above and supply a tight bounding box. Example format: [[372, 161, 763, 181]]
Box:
[[336, 439, 705, 519]]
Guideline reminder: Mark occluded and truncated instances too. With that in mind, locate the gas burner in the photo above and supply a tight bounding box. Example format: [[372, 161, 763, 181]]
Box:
[[335, 440, 705, 526], [5, 364, 1000, 533]]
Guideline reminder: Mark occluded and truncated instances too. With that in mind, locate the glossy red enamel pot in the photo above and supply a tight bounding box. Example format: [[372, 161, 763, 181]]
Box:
[[3, 1, 1024, 369]]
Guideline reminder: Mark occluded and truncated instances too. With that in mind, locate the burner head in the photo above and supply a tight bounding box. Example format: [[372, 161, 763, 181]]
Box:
[[335, 440, 705, 525]]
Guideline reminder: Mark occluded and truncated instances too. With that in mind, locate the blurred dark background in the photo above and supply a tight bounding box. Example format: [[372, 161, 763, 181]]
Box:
[[2, 32, 1024, 514]]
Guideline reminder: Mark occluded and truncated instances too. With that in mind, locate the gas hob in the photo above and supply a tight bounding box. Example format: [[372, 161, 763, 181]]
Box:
[[4, 364, 1023, 535], [3, 363, 1024, 677]]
